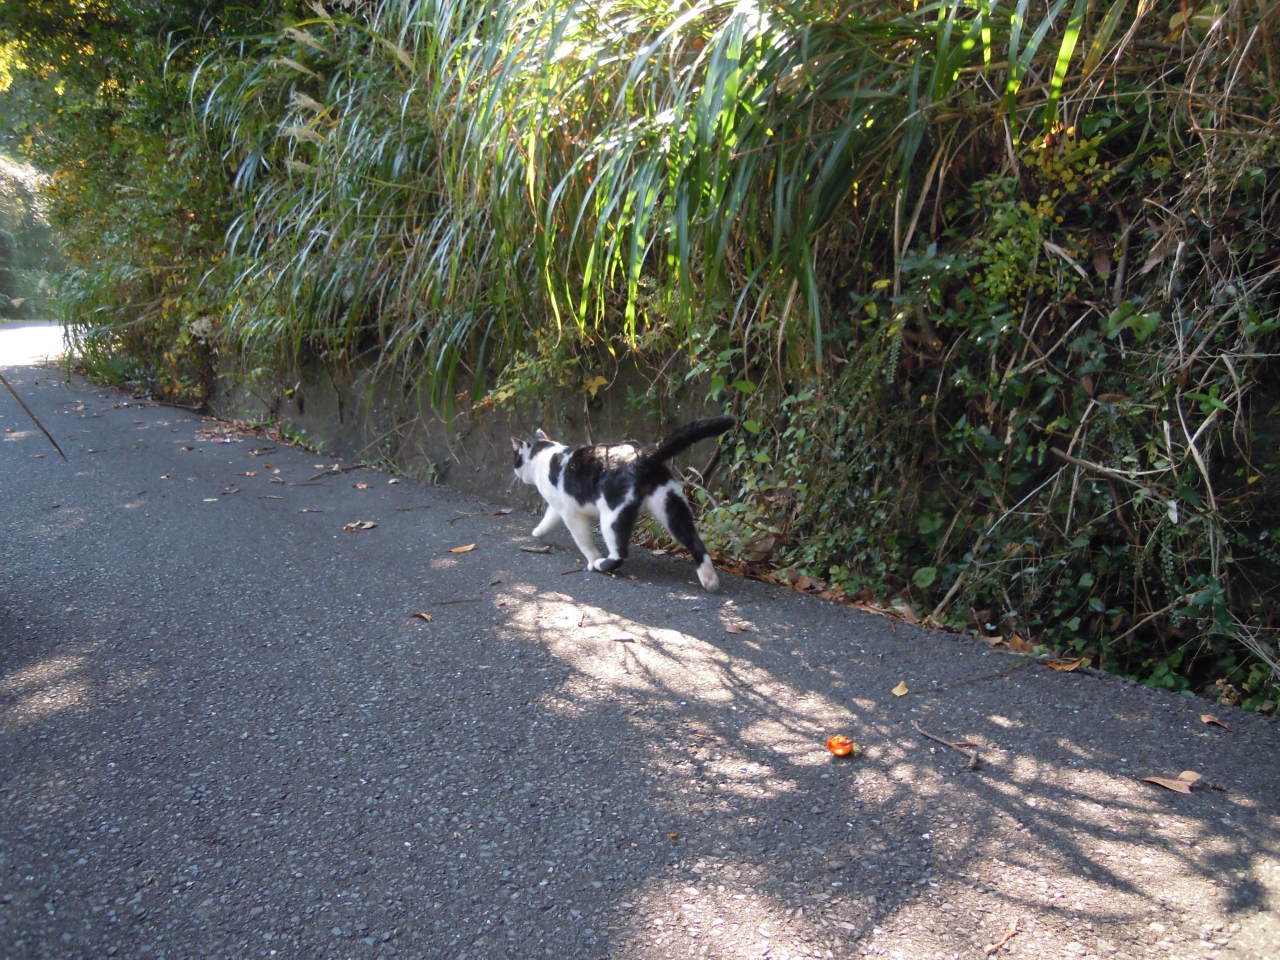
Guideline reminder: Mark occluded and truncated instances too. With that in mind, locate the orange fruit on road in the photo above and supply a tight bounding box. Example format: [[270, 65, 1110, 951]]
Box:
[[826, 735, 858, 757]]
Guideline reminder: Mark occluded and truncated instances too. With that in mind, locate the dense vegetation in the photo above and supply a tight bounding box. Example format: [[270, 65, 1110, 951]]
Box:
[[3, 0, 1278, 708]]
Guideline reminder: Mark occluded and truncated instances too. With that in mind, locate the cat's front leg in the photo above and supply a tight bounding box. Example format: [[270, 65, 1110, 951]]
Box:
[[532, 505, 562, 538], [562, 511, 602, 568]]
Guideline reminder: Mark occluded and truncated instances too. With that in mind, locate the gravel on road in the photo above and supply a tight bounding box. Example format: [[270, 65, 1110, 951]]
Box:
[[2, 350, 1279, 960]]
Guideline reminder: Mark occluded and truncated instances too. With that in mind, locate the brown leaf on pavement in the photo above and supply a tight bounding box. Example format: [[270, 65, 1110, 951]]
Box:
[[1141, 770, 1203, 793], [344, 520, 377, 532], [1047, 658, 1087, 671], [1200, 714, 1231, 730], [450, 543, 476, 553], [355, 482, 369, 489], [410, 613, 433, 622], [892, 681, 909, 697], [1008, 635, 1034, 652], [725, 623, 746, 634]]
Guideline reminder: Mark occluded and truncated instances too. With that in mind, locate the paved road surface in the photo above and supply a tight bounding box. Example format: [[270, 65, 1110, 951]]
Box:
[[2, 326, 1279, 960]]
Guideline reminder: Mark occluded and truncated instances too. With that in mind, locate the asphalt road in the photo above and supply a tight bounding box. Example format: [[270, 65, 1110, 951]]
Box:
[[2, 326, 1279, 960]]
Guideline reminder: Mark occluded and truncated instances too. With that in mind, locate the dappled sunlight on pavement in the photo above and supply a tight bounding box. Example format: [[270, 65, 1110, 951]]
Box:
[[1, 371, 1278, 960]]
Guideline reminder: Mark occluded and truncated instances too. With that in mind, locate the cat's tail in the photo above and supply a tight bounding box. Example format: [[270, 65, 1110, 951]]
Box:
[[643, 416, 737, 464]]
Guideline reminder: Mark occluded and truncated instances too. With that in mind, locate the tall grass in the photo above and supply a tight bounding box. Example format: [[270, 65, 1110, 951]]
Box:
[[202, 0, 1091, 402]]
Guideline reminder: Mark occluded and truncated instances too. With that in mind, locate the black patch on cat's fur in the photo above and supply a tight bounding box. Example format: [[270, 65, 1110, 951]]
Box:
[[530, 439, 553, 457], [548, 452, 563, 486]]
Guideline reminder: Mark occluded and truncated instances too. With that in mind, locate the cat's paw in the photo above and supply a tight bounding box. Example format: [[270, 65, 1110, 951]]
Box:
[[531, 524, 551, 538], [697, 556, 720, 592], [591, 557, 624, 573]]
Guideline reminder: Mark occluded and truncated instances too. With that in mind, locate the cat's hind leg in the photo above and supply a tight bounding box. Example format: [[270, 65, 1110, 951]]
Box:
[[592, 499, 640, 573], [562, 510, 603, 569], [647, 483, 719, 591], [532, 505, 562, 538]]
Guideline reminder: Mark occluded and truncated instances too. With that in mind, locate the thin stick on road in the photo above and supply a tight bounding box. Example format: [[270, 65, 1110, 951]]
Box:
[[0, 369, 67, 460]]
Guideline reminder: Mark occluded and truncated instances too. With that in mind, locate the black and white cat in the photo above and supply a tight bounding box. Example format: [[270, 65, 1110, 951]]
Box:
[[511, 416, 737, 591]]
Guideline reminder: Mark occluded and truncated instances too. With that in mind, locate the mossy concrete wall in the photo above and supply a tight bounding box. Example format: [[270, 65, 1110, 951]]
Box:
[[211, 359, 714, 511]]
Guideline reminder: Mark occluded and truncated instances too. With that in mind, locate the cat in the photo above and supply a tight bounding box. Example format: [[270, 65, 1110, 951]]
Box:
[[511, 416, 737, 591]]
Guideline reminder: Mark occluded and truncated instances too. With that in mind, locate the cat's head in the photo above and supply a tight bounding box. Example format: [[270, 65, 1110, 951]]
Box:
[[510, 428, 549, 484]]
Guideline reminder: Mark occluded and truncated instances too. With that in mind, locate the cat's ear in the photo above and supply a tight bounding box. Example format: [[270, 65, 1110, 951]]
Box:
[[510, 437, 523, 452], [534, 428, 548, 441]]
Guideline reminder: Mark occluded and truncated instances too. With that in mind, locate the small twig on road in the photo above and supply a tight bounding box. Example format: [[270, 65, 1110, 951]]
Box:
[[308, 464, 368, 481], [912, 719, 981, 770], [428, 597, 482, 605], [984, 919, 1020, 955], [560, 567, 584, 575], [449, 508, 514, 524], [0, 370, 67, 460], [394, 504, 433, 512], [520, 544, 552, 553]]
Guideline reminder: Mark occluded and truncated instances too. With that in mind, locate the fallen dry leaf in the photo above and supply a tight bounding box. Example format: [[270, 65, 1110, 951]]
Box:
[[313, 464, 325, 469], [450, 543, 476, 553], [1201, 714, 1231, 731], [725, 623, 746, 634], [1141, 777, 1193, 794], [892, 681, 909, 697], [1141, 770, 1203, 794], [220, 486, 240, 495], [344, 520, 377, 532], [1008, 635, 1034, 652], [4, 427, 12, 433], [355, 482, 369, 489], [388, 478, 400, 484], [611, 637, 635, 644], [244, 471, 257, 477], [826, 735, 861, 758], [410, 613, 433, 622], [1047, 657, 1087, 671], [180, 446, 194, 452], [668, 832, 679, 840]]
